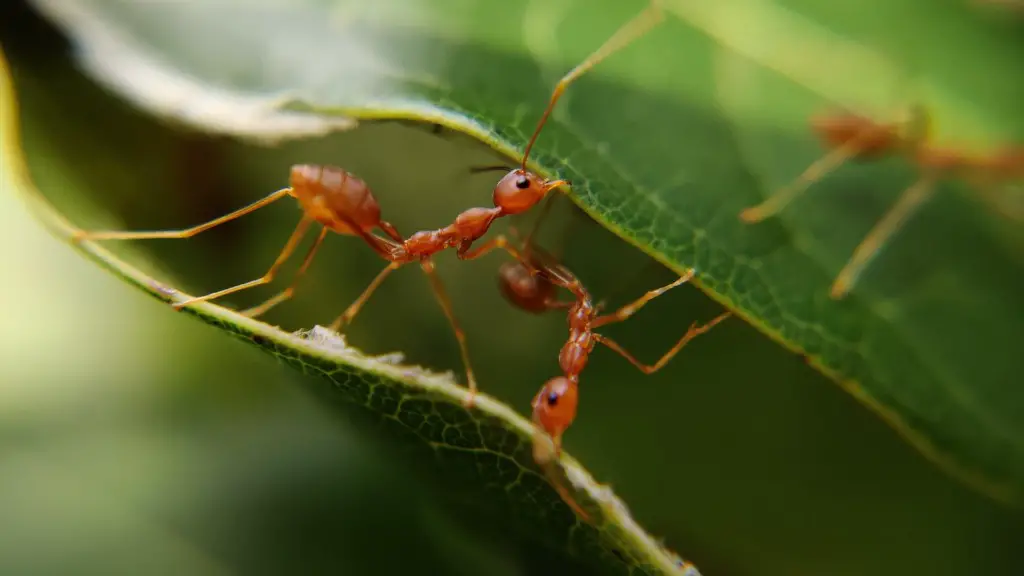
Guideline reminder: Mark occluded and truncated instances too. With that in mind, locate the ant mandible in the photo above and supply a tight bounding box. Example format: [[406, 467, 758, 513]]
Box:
[[738, 104, 1023, 299]]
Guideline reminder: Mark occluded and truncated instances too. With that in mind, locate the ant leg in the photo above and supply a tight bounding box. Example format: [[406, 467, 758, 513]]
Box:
[[594, 310, 731, 374], [72, 188, 291, 241], [328, 261, 402, 331], [594, 260, 661, 312], [172, 217, 313, 309], [739, 127, 886, 223], [241, 226, 329, 318], [831, 175, 936, 299], [522, 193, 559, 253], [591, 268, 696, 328], [378, 220, 405, 243], [520, 0, 666, 162], [459, 234, 526, 263], [468, 164, 514, 175], [418, 259, 479, 407], [468, 234, 585, 299], [462, 234, 574, 283]]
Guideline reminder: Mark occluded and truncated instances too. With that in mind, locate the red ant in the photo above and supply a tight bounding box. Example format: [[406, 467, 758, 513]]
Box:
[[495, 225, 731, 517], [70, 0, 666, 405], [70, 163, 544, 405], [739, 104, 1023, 299]]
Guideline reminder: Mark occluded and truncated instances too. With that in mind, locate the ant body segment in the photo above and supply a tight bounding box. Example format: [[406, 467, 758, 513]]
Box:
[[739, 106, 1023, 299]]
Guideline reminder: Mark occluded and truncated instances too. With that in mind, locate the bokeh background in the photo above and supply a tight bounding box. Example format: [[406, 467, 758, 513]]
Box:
[[2, 1, 1023, 575]]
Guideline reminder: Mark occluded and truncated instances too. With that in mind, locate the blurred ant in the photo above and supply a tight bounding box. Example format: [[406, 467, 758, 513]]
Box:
[[739, 104, 1023, 299], [69, 0, 666, 404]]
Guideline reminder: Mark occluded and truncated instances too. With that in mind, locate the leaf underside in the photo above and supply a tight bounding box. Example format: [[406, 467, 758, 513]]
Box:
[[0, 49, 702, 576]]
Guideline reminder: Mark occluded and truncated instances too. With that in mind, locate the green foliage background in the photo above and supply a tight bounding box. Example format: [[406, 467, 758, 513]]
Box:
[[1, 0, 1022, 575]]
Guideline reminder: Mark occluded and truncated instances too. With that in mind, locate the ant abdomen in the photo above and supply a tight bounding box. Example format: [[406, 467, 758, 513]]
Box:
[[289, 164, 383, 235], [498, 261, 555, 313]]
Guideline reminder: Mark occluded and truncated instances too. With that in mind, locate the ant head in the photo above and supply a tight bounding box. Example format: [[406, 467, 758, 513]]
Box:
[[498, 260, 555, 314], [531, 376, 578, 440], [809, 112, 898, 158], [493, 169, 568, 215]]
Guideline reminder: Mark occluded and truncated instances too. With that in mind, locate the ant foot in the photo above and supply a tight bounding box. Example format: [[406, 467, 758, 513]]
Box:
[[462, 388, 478, 409], [738, 206, 764, 223], [170, 299, 192, 311]]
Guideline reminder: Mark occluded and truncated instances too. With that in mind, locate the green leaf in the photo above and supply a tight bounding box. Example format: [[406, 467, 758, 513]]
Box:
[[0, 48, 699, 576], [26, 0, 1024, 505]]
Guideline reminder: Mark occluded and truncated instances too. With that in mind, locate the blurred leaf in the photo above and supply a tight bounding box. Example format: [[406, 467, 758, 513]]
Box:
[[0, 48, 697, 576], [25, 0, 1024, 506]]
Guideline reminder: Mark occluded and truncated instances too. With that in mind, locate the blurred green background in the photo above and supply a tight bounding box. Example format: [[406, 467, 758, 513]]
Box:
[[2, 1, 1023, 575]]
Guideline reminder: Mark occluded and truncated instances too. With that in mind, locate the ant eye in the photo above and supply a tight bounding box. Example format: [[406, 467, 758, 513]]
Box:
[[547, 391, 560, 406], [515, 176, 531, 189]]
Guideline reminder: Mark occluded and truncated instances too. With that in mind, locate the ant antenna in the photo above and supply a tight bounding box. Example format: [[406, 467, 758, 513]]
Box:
[[468, 164, 514, 175], [519, 1, 666, 169]]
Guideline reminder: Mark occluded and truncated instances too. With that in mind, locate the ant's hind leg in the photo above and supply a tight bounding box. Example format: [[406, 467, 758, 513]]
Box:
[[328, 261, 401, 331], [591, 268, 696, 329], [72, 188, 292, 241], [419, 259, 479, 407], [172, 216, 313, 310], [242, 227, 328, 318], [830, 175, 936, 299], [739, 120, 898, 224], [594, 310, 731, 374]]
